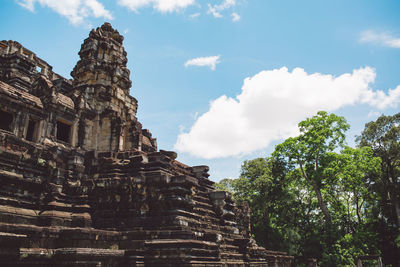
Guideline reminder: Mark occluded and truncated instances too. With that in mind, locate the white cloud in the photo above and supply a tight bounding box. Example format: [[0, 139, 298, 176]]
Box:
[[175, 66, 400, 159], [17, 0, 35, 11], [189, 12, 200, 18], [361, 85, 400, 109], [17, 0, 113, 26], [207, 4, 222, 18], [207, 0, 235, 18], [118, 0, 195, 13], [360, 30, 400, 48], [184, 55, 221, 70], [117, 0, 149, 12], [231, 12, 240, 22]]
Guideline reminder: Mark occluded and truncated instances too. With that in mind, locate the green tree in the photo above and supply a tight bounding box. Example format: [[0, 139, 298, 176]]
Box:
[[214, 178, 235, 193], [216, 111, 384, 266], [272, 111, 381, 266], [274, 111, 349, 225], [357, 113, 400, 228], [228, 157, 304, 254], [357, 113, 400, 266], [323, 146, 381, 264], [323, 146, 380, 226]]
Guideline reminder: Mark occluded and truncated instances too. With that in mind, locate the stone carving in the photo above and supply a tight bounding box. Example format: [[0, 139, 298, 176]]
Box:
[[0, 23, 292, 266]]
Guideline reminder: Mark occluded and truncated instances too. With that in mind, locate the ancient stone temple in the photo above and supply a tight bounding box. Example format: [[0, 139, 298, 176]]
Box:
[[0, 23, 292, 266]]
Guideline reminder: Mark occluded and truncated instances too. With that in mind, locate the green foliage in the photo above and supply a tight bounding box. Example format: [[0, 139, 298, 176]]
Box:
[[357, 113, 400, 266], [222, 111, 397, 266], [214, 178, 235, 193], [273, 111, 350, 225]]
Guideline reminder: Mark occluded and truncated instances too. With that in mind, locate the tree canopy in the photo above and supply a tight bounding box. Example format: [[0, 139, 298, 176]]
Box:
[[215, 111, 399, 266]]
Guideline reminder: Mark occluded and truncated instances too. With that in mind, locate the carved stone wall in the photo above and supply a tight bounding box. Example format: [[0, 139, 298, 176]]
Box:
[[0, 23, 292, 266]]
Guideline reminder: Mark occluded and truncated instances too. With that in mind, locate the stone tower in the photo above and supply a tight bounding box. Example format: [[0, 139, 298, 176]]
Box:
[[71, 22, 155, 152]]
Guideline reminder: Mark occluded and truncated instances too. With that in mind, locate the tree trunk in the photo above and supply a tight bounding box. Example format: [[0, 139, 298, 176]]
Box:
[[299, 162, 332, 224], [355, 194, 362, 225], [394, 199, 400, 228], [312, 183, 332, 223]]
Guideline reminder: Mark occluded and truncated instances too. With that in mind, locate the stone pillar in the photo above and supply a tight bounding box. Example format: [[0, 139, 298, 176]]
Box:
[[71, 119, 78, 147], [22, 113, 29, 139], [13, 111, 23, 136], [42, 66, 48, 76]]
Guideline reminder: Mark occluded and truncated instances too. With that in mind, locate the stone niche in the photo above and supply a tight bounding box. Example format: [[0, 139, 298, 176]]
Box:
[[0, 23, 292, 266]]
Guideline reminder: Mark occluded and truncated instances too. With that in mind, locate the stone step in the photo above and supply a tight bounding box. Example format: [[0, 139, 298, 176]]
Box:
[[122, 229, 194, 240], [193, 206, 217, 217], [220, 252, 244, 260]]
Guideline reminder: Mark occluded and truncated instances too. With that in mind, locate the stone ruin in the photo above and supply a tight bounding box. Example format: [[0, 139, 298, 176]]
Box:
[[0, 23, 293, 266]]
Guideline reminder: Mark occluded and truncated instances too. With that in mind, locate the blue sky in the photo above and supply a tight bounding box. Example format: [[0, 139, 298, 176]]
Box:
[[2, 0, 400, 181]]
